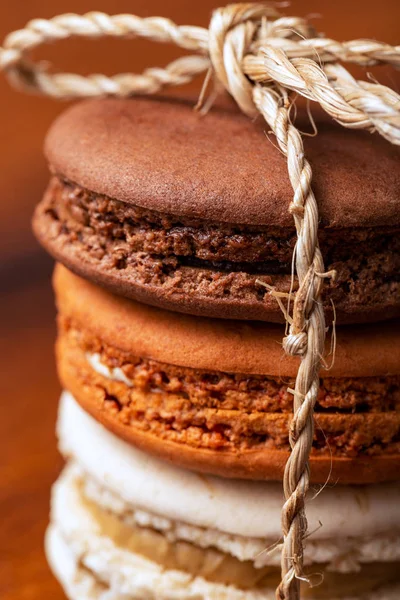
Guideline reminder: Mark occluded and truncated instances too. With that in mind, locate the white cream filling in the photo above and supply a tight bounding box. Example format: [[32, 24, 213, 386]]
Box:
[[81, 467, 400, 573], [87, 353, 133, 387], [82, 468, 278, 570], [45, 524, 400, 600], [49, 465, 272, 600], [46, 466, 400, 600]]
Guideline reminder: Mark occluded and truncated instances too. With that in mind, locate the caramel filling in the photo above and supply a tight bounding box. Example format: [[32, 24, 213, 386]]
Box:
[[78, 481, 400, 597]]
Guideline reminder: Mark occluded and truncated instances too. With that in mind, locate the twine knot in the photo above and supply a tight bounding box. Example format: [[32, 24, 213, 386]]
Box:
[[207, 3, 278, 116], [283, 331, 308, 356]]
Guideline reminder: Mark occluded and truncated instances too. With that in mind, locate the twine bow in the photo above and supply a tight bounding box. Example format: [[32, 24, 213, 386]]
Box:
[[1, 4, 399, 599]]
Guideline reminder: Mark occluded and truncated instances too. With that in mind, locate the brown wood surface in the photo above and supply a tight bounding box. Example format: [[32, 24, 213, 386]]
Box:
[[0, 2, 399, 599]]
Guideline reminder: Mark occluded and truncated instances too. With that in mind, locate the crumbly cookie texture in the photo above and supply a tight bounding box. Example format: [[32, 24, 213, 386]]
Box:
[[33, 176, 400, 323], [57, 316, 400, 459]]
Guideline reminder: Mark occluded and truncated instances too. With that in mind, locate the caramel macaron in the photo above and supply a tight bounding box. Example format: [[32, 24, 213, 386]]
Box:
[[34, 96, 400, 324], [54, 264, 400, 484]]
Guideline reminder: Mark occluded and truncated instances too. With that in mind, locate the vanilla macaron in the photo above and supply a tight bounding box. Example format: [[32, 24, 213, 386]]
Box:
[[46, 392, 400, 600], [54, 264, 400, 484]]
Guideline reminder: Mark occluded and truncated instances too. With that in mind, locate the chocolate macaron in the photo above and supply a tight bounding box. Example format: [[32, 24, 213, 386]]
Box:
[[33, 96, 400, 324], [54, 264, 400, 484]]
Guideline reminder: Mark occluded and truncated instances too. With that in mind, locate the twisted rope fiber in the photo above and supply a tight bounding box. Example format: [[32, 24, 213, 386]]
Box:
[[1, 4, 400, 600]]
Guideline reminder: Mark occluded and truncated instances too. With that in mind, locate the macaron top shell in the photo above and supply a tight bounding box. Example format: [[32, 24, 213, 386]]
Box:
[[44, 96, 400, 228], [54, 264, 400, 378]]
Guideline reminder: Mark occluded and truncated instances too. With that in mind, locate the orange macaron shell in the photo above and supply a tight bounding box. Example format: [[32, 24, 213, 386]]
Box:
[[54, 264, 400, 484]]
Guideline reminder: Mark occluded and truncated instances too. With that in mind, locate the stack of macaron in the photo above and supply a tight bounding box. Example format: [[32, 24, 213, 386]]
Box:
[[33, 96, 400, 599]]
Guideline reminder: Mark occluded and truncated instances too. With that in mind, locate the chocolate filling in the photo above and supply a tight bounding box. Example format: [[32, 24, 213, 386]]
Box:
[[45, 177, 400, 267], [35, 177, 400, 321], [181, 256, 291, 275]]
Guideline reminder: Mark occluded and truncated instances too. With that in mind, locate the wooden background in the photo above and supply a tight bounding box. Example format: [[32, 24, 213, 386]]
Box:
[[1, 1, 399, 598]]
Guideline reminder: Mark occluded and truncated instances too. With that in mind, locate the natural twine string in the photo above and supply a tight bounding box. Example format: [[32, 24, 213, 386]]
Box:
[[1, 4, 399, 599]]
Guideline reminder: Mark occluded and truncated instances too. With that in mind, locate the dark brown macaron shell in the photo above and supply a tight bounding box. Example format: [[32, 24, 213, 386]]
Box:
[[54, 264, 400, 484], [33, 96, 400, 324]]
